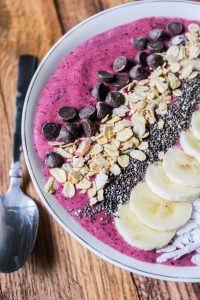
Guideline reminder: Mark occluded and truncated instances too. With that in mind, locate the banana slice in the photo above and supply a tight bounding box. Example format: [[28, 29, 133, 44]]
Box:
[[180, 130, 200, 162], [130, 182, 192, 231], [163, 148, 200, 187], [115, 202, 176, 250], [146, 162, 200, 201], [191, 111, 200, 141]]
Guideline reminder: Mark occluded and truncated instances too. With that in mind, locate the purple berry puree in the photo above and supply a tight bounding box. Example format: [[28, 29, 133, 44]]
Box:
[[34, 17, 200, 267]]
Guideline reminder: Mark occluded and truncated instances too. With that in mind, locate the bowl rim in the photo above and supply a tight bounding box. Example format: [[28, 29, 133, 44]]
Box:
[[22, 0, 200, 282]]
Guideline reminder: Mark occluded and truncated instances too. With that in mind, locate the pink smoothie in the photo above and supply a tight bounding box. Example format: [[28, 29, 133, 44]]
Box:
[[34, 17, 200, 267]]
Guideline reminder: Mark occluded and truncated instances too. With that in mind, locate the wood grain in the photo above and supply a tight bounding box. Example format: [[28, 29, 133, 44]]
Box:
[[0, 0, 200, 299]]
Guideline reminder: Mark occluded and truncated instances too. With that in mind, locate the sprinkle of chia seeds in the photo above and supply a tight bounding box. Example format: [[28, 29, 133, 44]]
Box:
[[77, 76, 200, 218]]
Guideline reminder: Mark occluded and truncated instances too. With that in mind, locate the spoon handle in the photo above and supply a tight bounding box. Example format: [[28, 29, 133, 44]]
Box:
[[9, 55, 37, 178]]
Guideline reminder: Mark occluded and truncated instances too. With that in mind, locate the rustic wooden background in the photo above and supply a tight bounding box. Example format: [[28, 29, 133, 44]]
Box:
[[1, 0, 200, 299]]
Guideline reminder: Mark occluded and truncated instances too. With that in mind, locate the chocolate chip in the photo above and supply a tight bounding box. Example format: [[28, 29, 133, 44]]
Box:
[[79, 106, 96, 120], [129, 65, 147, 81], [42, 122, 61, 140], [81, 119, 97, 137], [131, 37, 147, 51], [166, 21, 183, 36], [96, 102, 112, 119], [56, 126, 74, 144], [45, 152, 64, 168], [97, 71, 115, 83], [147, 54, 163, 69], [91, 83, 108, 101], [105, 91, 125, 108], [113, 74, 130, 88], [113, 56, 128, 72], [147, 41, 164, 51], [149, 29, 168, 41], [65, 122, 82, 139], [134, 51, 148, 67], [169, 34, 186, 46], [58, 106, 77, 122]]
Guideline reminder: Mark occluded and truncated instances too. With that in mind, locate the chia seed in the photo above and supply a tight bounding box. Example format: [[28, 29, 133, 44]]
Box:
[[77, 76, 200, 218]]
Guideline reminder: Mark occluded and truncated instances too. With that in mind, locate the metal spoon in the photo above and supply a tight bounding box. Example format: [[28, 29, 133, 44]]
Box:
[[0, 55, 39, 273]]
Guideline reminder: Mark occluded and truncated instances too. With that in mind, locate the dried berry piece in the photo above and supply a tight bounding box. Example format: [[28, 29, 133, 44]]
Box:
[[96, 102, 112, 119], [113, 56, 128, 72], [147, 54, 163, 69], [42, 122, 61, 140], [113, 74, 130, 88], [45, 152, 64, 168], [169, 34, 186, 46], [79, 106, 96, 120], [97, 71, 115, 83], [81, 119, 97, 137], [105, 91, 125, 108], [149, 29, 168, 41], [131, 37, 147, 51], [134, 51, 148, 67], [58, 106, 77, 122], [166, 21, 184, 36], [65, 122, 82, 139], [57, 126, 74, 144], [147, 41, 164, 51], [91, 83, 108, 101], [129, 65, 147, 81]]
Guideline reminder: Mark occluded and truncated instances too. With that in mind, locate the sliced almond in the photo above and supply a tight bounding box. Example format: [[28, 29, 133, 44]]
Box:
[[113, 123, 125, 133], [117, 155, 129, 168], [138, 141, 149, 150], [106, 115, 121, 125], [169, 63, 181, 73], [44, 176, 56, 194], [56, 148, 73, 158], [89, 197, 97, 206], [109, 163, 121, 176], [89, 162, 102, 174], [95, 173, 108, 191], [113, 105, 129, 115], [101, 114, 110, 123], [49, 168, 67, 183], [68, 170, 83, 184], [158, 119, 164, 130], [94, 156, 110, 168], [116, 128, 133, 142], [76, 178, 91, 190], [91, 144, 103, 155], [188, 71, 199, 79], [180, 65, 193, 79], [104, 144, 119, 157], [80, 165, 89, 175], [72, 157, 85, 168], [63, 182, 75, 198], [172, 89, 182, 97], [130, 150, 146, 161], [76, 139, 91, 156], [97, 189, 104, 202], [48, 141, 64, 146], [132, 114, 146, 138], [88, 183, 97, 198], [97, 136, 108, 145]]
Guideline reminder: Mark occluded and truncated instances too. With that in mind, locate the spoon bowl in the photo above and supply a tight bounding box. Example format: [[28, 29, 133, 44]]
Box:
[[0, 178, 38, 273]]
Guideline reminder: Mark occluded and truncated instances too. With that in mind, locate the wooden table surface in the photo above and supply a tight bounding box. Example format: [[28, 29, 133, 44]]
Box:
[[1, 0, 200, 299]]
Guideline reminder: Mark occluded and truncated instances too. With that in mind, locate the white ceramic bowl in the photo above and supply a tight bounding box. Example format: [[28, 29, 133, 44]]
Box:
[[22, 0, 200, 281]]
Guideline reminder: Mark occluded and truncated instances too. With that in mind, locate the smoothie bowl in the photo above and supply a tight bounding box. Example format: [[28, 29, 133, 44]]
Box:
[[22, 0, 200, 281]]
